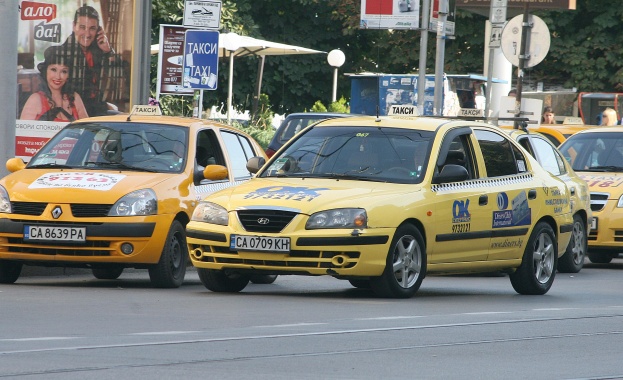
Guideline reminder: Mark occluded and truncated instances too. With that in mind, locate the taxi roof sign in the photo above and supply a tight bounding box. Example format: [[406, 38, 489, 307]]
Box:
[[388, 105, 419, 116], [130, 105, 163, 116]]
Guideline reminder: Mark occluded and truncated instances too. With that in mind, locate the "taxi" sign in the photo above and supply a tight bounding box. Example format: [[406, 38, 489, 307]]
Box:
[[388, 105, 419, 116], [459, 108, 484, 117]]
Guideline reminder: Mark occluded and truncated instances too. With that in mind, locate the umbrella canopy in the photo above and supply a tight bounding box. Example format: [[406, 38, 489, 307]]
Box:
[[152, 32, 325, 121]]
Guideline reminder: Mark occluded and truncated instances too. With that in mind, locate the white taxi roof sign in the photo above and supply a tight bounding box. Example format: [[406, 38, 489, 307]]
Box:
[[130, 105, 162, 116], [388, 105, 419, 116]]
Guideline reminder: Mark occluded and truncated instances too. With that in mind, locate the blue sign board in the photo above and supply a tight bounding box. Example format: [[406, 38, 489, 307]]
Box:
[[182, 30, 219, 90]]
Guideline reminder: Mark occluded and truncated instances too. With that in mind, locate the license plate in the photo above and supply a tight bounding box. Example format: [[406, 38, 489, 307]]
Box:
[[230, 234, 290, 252], [591, 217, 598, 230], [24, 225, 86, 242]]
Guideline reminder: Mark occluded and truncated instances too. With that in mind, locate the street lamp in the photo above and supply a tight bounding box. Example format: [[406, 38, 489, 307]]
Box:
[[327, 49, 345, 103]]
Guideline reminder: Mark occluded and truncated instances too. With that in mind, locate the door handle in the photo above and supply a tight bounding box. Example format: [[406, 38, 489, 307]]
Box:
[[570, 186, 576, 195], [528, 189, 537, 199], [479, 194, 488, 206]]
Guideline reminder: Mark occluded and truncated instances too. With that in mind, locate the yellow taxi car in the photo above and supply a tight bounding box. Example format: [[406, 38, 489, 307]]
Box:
[[0, 107, 266, 287], [558, 127, 623, 263], [501, 124, 594, 146], [187, 115, 574, 298], [506, 129, 591, 272]]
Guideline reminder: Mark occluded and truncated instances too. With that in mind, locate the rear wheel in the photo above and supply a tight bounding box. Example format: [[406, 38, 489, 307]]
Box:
[[197, 268, 249, 292], [148, 220, 187, 288], [370, 224, 426, 298], [0, 260, 22, 284], [587, 250, 615, 264], [510, 222, 557, 295], [558, 214, 587, 273], [349, 279, 371, 289], [92, 266, 124, 280], [249, 274, 278, 284]]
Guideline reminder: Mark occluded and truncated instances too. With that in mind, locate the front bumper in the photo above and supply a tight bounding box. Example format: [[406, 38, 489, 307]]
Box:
[[588, 200, 623, 249]]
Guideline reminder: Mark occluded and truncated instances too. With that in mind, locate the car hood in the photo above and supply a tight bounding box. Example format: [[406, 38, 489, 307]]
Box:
[[206, 177, 422, 215], [1, 169, 176, 203], [577, 172, 623, 196]]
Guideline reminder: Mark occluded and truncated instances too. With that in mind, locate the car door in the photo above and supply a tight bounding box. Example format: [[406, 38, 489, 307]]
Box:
[[431, 127, 493, 263]]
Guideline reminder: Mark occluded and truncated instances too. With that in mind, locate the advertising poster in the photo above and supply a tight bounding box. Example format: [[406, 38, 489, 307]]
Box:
[[17, 0, 134, 160], [157, 25, 194, 96], [360, 0, 420, 30]]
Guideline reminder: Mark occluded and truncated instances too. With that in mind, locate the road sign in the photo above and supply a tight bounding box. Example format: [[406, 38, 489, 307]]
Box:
[[182, 30, 219, 90], [183, 0, 221, 29], [501, 14, 550, 68]]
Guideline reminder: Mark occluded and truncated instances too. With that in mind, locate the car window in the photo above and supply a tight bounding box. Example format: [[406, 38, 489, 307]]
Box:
[[530, 135, 566, 175], [278, 118, 323, 144], [437, 132, 475, 179], [196, 129, 225, 168], [220, 130, 255, 180], [475, 129, 527, 177], [560, 132, 623, 170]]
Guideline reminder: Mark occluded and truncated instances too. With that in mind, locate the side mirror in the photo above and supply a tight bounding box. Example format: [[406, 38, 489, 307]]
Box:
[[246, 156, 266, 174], [203, 164, 228, 181], [6, 158, 26, 173], [432, 164, 469, 184]]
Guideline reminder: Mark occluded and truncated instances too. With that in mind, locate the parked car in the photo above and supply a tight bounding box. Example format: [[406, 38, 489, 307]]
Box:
[[265, 112, 355, 157], [505, 129, 591, 272], [186, 115, 574, 298], [501, 124, 594, 146], [558, 127, 623, 263], [0, 109, 266, 287]]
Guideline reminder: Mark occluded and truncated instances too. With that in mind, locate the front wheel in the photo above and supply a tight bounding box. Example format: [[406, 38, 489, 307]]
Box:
[[510, 222, 557, 295], [370, 224, 426, 298], [148, 220, 187, 288], [249, 274, 278, 284], [197, 268, 249, 292], [0, 260, 22, 284], [92, 265, 124, 280], [558, 214, 587, 273]]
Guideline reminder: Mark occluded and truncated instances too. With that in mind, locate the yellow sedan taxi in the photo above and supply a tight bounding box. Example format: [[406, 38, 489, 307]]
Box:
[[558, 127, 623, 263], [506, 129, 591, 273], [187, 115, 574, 298], [0, 107, 265, 287]]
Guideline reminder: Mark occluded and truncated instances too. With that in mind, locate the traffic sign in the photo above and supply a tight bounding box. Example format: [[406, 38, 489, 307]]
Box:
[[183, 0, 221, 29], [501, 14, 550, 68], [182, 30, 219, 90]]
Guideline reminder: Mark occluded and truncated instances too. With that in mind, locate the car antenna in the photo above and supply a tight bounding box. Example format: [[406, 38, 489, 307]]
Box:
[[375, 104, 381, 121]]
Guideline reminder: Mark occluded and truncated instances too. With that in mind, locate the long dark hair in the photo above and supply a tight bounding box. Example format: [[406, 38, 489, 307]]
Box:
[[37, 45, 76, 112]]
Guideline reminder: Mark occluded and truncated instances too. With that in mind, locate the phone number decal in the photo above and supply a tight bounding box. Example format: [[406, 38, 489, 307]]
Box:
[[29, 172, 126, 191]]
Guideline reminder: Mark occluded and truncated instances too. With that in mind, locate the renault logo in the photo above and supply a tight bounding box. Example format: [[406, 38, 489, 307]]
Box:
[[51, 206, 62, 219], [257, 218, 270, 225]]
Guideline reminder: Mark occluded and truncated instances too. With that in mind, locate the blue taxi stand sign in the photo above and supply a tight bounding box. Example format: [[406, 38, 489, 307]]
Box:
[[182, 30, 219, 90]]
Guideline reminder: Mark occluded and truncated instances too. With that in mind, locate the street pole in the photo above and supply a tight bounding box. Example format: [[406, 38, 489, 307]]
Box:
[[514, 4, 530, 129], [1, 1, 18, 176], [433, 0, 448, 116], [417, 0, 431, 115]]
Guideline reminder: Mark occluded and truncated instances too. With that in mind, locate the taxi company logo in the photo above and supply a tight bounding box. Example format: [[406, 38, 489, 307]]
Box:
[[497, 192, 509, 210], [51, 206, 62, 219], [452, 199, 471, 223], [257, 218, 270, 225]]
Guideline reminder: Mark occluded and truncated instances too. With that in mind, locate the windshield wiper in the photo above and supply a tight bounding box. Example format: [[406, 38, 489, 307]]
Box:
[[586, 165, 623, 172], [28, 163, 73, 169], [84, 161, 159, 173]]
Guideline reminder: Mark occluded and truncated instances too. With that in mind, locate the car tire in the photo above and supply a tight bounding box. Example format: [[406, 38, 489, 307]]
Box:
[[370, 224, 426, 298], [197, 268, 249, 292], [509, 221, 557, 295], [249, 274, 278, 284], [0, 260, 22, 284], [558, 214, 587, 273], [587, 250, 614, 264], [148, 220, 187, 288], [92, 266, 124, 280], [348, 279, 371, 289]]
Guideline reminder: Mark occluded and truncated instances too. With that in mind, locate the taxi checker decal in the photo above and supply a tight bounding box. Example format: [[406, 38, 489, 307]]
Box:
[[244, 186, 329, 202], [195, 180, 247, 201], [492, 191, 531, 228], [431, 173, 533, 192], [28, 172, 125, 191]]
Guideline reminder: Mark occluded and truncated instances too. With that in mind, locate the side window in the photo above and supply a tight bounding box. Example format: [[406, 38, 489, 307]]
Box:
[[474, 129, 524, 177], [438, 131, 475, 179], [196, 129, 226, 169], [220, 131, 253, 180], [531, 136, 566, 176]]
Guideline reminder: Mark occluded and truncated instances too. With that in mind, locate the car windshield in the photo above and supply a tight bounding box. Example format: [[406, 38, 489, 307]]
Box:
[[27, 122, 188, 173], [559, 132, 623, 172], [260, 125, 433, 184]]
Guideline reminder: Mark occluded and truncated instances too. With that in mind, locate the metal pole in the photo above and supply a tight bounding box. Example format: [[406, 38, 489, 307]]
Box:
[[514, 4, 530, 129], [417, 0, 431, 115], [251, 55, 265, 118], [1, 0, 18, 176], [433, 0, 448, 116], [227, 53, 234, 124], [484, 21, 495, 120], [332, 67, 338, 103]]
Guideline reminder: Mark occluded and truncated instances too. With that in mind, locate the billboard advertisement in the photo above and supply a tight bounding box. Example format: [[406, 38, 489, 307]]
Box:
[[17, 0, 134, 160], [360, 0, 420, 30]]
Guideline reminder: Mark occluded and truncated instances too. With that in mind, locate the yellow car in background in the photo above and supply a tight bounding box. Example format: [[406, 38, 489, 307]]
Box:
[[501, 124, 594, 146], [558, 127, 623, 263], [187, 116, 573, 298], [0, 109, 266, 287], [506, 129, 591, 272]]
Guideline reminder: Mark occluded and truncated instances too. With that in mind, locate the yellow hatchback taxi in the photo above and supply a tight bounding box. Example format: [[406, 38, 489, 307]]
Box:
[[558, 127, 623, 263], [187, 116, 574, 298], [0, 108, 265, 287]]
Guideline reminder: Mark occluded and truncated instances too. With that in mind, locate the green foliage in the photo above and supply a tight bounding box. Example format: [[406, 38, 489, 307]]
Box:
[[230, 122, 275, 150], [328, 97, 349, 113], [310, 101, 327, 113], [250, 94, 275, 130]]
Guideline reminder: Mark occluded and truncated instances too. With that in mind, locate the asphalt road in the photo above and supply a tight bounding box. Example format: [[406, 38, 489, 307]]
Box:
[[2, 260, 623, 379]]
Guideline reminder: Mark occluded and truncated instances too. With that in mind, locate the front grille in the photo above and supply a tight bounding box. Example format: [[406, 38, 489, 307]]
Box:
[[71, 204, 113, 217], [6, 238, 111, 256], [11, 202, 47, 216], [590, 192, 609, 212], [237, 209, 298, 233]]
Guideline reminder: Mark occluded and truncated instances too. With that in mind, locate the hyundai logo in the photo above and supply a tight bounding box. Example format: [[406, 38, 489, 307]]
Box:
[[257, 218, 270, 225], [51, 206, 62, 219]]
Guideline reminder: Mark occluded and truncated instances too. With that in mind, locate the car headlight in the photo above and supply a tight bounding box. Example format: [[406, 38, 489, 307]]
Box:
[[0, 186, 10, 213], [191, 202, 229, 225], [109, 189, 157, 216], [617, 195, 623, 208], [306, 208, 367, 229]]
